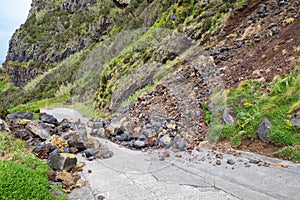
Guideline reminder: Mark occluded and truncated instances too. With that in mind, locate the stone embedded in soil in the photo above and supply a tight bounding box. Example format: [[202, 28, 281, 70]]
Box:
[[257, 118, 271, 143], [216, 160, 222, 165], [222, 108, 236, 125], [47, 153, 77, 172]]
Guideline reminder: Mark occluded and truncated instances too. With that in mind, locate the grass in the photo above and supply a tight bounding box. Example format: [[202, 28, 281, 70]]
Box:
[[0, 132, 67, 199], [235, 0, 248, 9], [213, 71, 300, 161]]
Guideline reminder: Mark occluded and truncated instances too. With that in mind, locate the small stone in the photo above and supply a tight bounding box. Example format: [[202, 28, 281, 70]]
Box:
[[116, 133, 130, 141], [84, 148, 100, 158], [130, 140, 146, 148], [160, 134, 172, 147], [97, 195, 105, 200], [88, 170, 92, 173], [227, 159, 235, 165], [249, 159, 260, 164], [88, 156, 95, 161], [216, 153, 223, 159], [216, 160, 221, 165], [177, 140, 187, 151], [175, 153, 182, 157], [245, 163, 251, 167], [162, 150, 170, 157]]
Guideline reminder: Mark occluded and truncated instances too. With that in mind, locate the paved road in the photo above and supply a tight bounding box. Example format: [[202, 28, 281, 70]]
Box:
[[41, 108, 300, 200]]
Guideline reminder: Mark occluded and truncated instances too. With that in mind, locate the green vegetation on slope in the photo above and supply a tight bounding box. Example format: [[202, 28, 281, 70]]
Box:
[[0, 133, 67, 199], [215, 65, 300, 161]]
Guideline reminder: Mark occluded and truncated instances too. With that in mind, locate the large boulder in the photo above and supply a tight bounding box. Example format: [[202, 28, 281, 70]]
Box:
[[61, 127, 88, 151], [257, 118, 271, 143], [47, 153, 77, 172], [7, 112, 34, 120], [26, 120, 57, 140]]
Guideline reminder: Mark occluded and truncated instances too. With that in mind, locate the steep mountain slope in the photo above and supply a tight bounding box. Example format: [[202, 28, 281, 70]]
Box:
[[1, 0, 300, 160]]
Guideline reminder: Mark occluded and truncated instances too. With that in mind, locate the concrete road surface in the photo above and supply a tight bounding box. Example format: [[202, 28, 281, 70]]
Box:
[[41, 108, 300, 200]]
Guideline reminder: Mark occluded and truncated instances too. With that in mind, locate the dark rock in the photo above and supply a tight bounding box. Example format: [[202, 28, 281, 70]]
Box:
[[88, 156, 95, 161], [170, 15, 176, 21], [130, 140, 146, 148], [278, 1, 287, 6], [61, 128, 88, 151], [32, 144, 56, 159], [116, 133, 130, 141], [219, 47, 230, 52], [49, 148, 60, 157], [227, 159, 235, 165], [249, 159, 260, 164], [271, 27, 279, 35], [257, 118, 271, 143], [40, 113, 58, 126], [7, 112, 34, 120], [47, 153, 77, 171], [222, 108, 236, 125], [236, 42, 243, 48], [60, 123, 71, 131], [26, 120, 57, 140], [84, 148, 100, 158]]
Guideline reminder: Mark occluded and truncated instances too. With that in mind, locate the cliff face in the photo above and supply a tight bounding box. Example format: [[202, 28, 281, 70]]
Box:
[[6, 0, 111, 64]]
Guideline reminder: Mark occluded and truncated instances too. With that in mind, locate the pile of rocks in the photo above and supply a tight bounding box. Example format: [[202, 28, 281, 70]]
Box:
[[5, 111, 113, 192], [88, 115, 188, 151]]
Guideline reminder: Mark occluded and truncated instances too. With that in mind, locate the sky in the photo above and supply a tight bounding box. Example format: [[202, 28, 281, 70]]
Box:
[[0, 0, 32, 63]]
